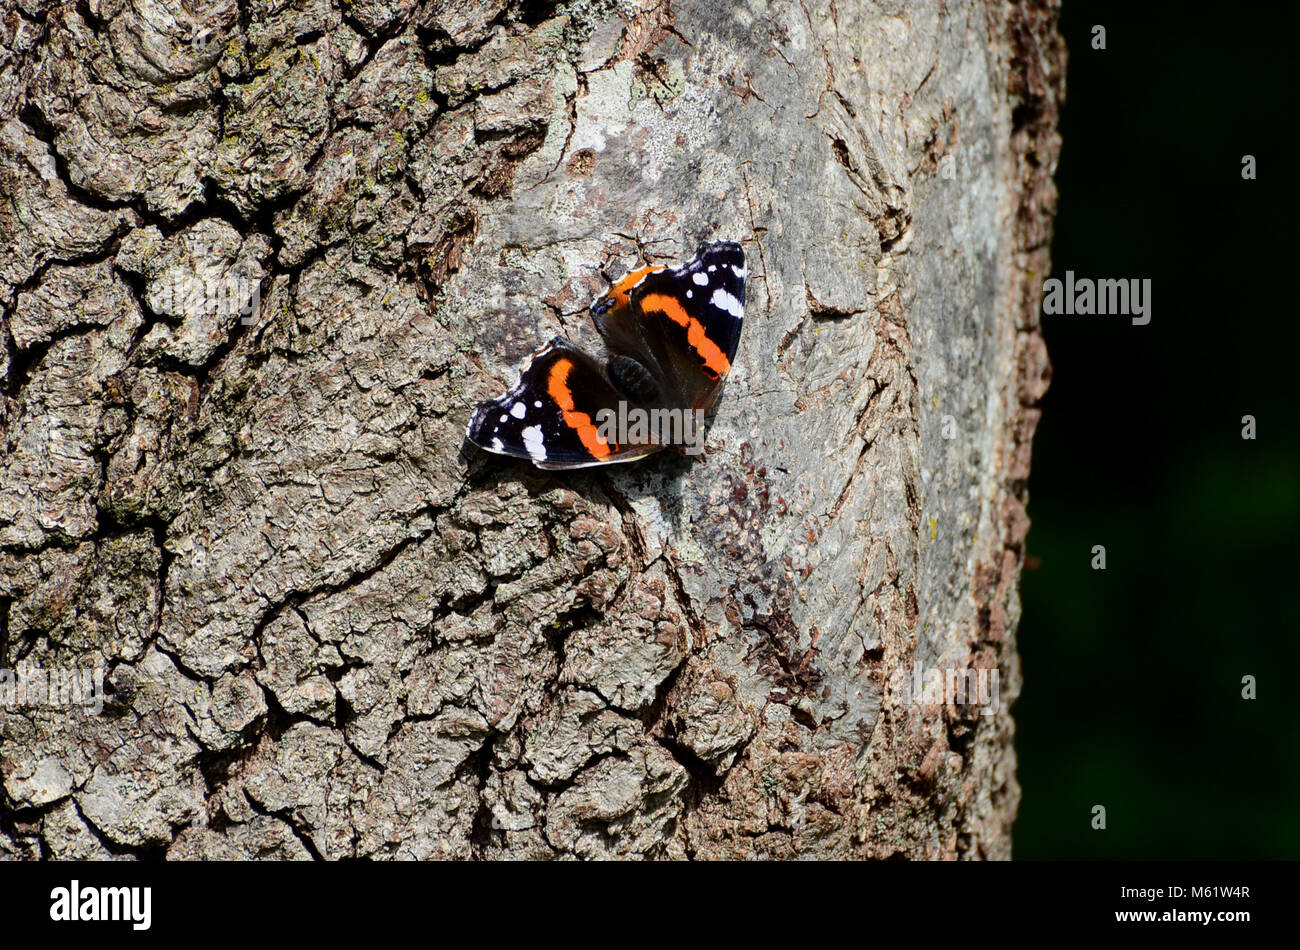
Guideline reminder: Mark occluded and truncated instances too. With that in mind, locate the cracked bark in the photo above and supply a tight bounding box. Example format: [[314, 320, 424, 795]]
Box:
[[0, 0, 1062, 859]]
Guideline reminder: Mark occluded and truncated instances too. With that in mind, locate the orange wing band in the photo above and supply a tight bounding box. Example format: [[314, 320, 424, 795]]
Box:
[[547, 359, 614, 458], [639, 292, 731, 379], [607, 265, 665, 309]]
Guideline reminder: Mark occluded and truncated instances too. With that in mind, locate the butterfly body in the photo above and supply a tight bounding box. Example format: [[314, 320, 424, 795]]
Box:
[[466, 241, 746, 470]]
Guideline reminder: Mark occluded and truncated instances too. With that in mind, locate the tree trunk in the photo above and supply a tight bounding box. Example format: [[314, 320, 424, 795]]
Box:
[[0, 0, 1062, 859]]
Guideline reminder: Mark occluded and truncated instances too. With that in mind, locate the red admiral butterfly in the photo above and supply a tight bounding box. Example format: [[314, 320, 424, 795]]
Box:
[[466, 241, 745, 469]]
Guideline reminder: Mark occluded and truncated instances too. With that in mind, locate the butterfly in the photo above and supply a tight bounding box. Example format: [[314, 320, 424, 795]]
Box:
[[466, 241, 745, 469]]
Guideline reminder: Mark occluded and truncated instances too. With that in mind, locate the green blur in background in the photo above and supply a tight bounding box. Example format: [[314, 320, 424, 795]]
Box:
[[1013, 2, 1300, 857]]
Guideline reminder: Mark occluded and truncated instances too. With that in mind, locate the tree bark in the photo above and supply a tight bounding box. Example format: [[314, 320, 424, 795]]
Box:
[[0, 0, 1062, 859]]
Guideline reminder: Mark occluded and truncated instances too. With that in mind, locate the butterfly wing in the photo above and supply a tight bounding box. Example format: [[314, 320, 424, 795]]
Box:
[[591, 241, 745, 413], [465, 337, 664, 470], [468, 242, 745, 470]]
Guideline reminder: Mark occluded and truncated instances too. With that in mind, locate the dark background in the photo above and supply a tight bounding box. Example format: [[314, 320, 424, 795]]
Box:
[[1014, 2, 1299, 857]]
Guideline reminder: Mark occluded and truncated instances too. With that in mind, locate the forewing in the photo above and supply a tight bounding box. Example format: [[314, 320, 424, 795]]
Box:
[[593, 241, 745, 412]]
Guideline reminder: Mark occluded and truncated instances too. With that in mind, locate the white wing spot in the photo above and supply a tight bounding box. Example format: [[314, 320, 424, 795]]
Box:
[[499, 413, 508, 424], [710, 288, 743, 319], [732, 265, 746, 278], [708, 265, 717, 272], [692, 271, 708, 286], [534, 400, 543, 408], [686, 289, 693, 299], [491, 437, 504, 452], [522, 425, 547, 461], [510, 402, 527, 419]]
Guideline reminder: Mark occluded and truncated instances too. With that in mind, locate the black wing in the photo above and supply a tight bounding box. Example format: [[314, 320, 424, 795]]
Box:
[[465, 337, 664, 470], [591, 241, 745, 413]]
